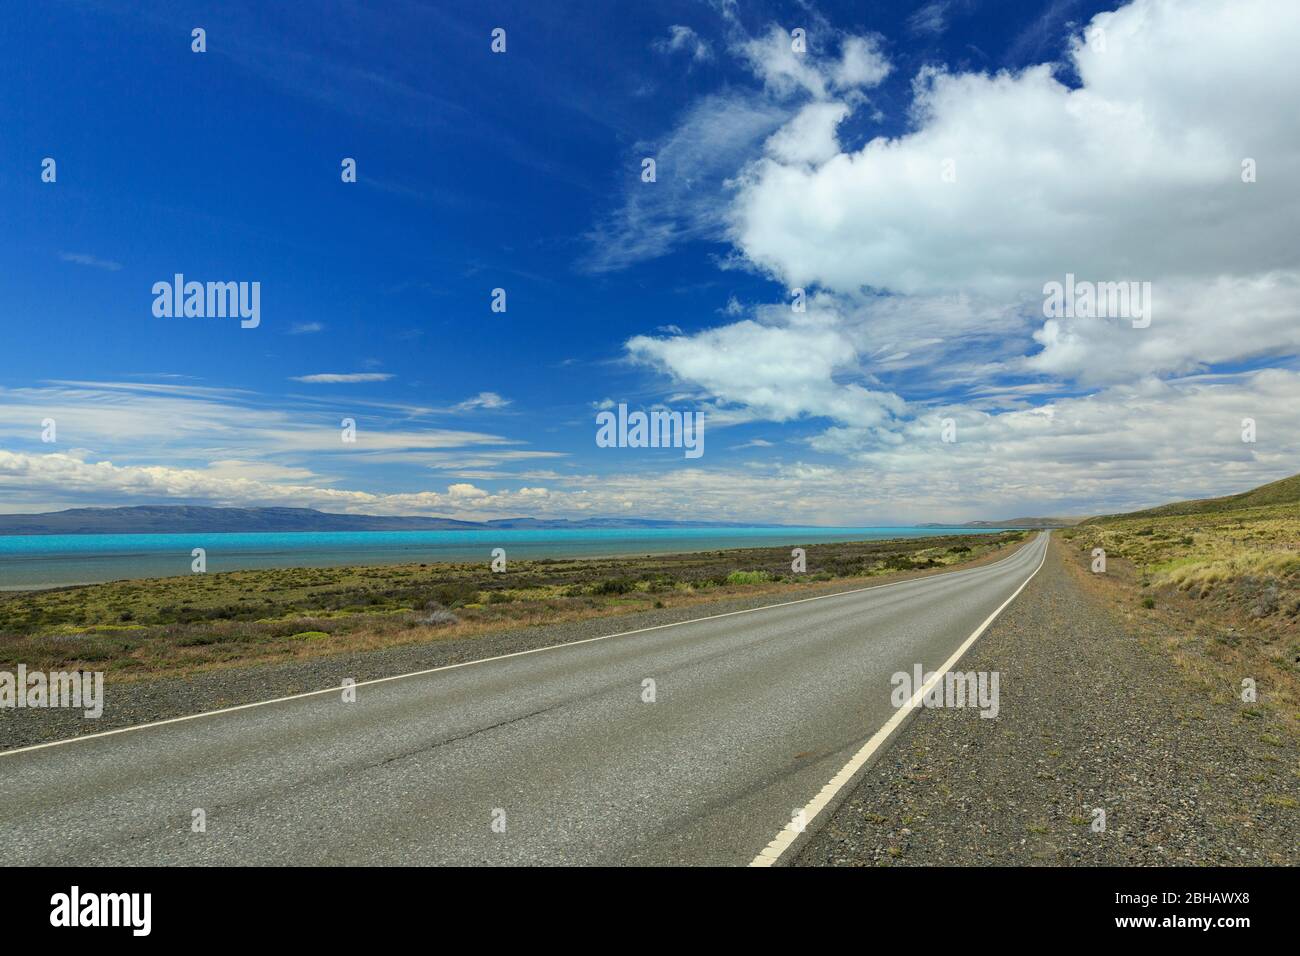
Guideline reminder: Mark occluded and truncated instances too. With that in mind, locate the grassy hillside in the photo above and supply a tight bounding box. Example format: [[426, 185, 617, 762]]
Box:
[[1073, 472, 1300, 592], [1064, 473, 1299, 735], [1068, 504, 1300, 591], [1085, 472, 1300, 522]]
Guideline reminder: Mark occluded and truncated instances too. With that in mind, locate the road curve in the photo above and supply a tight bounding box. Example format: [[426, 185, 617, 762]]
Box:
[[1, 533, 1048, 866]]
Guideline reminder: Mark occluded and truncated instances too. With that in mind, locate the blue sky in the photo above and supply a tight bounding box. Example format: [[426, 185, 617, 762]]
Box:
[[2, 0, 1297, 524]]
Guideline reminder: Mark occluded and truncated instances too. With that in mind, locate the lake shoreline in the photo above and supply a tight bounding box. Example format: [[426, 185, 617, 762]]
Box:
[[0, 525, 1008, 591]]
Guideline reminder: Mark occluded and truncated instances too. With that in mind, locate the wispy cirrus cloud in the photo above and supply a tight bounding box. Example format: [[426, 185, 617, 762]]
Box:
[[0, 382, 517, 462], [907, 2, 951, 37], [452, 392, 511, 412], [580, 11, 892, 274], [290, 373, 394, 384], [578, 92, 789, 273], [653, 25, 713, 62], [57, 251, 122, 271]]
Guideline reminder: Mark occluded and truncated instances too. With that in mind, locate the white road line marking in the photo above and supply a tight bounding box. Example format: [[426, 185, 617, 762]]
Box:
[[0, 536, 1039, 760], [749, 532, 1050, 867]]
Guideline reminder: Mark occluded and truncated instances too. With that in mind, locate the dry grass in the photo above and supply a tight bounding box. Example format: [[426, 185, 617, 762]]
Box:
[[1158, 550, 1300, 590], [1064, 503, 1299, 737]]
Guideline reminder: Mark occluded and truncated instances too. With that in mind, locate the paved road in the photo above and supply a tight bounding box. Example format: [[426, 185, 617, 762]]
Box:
[[1, 533, 1047, 866]]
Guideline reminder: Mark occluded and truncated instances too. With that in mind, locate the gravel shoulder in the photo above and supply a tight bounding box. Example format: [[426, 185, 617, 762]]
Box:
[[796, 535, 1299, 866], [0, 537, 1026, 751]]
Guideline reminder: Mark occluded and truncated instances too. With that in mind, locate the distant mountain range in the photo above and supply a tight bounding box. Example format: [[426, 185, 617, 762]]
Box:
[[6, 478, 1292, 536], [918, 517, 1082, 529], [0, 506, 776, 536]]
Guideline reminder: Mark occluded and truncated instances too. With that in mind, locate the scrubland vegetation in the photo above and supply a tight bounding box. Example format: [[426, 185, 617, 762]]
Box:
[[1065, 497, 1299, 734], [0, 532, 1024, 679]]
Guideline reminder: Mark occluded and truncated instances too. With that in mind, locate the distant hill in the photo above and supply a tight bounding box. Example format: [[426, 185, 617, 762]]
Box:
[[481, 516, 756, 530], [0, 505, 766, 536], [0, 506, 481, 535], [1085, 472, 1300, 523], [919, 517, 1081, 529]]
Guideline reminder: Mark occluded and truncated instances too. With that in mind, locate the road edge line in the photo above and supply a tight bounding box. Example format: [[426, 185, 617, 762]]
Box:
[[748, 532, 1051, 867]]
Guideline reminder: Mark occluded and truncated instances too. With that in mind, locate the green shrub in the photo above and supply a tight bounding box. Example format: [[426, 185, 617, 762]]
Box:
[[176, 632, 223, 646], [429, 581, 481, 608], [725, 570, 770, 585]]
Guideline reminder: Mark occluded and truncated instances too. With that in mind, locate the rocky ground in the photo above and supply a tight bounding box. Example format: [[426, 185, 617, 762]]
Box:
[[796, 537, 1298, 866]]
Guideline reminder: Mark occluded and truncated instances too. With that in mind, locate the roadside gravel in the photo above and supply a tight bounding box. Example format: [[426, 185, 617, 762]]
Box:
[[796, 537, 1298, 866]]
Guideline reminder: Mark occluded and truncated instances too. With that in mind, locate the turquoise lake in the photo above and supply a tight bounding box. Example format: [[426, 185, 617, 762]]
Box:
[[0, 526, 1005, 590]]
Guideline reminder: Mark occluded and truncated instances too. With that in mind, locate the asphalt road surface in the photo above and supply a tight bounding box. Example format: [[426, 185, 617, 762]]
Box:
[[1, 533, 1048, 866]]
